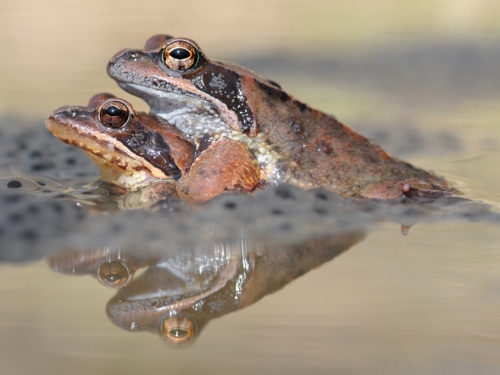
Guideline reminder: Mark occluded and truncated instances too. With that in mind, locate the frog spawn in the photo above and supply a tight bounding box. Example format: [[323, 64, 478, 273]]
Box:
[[0, 192, 86, 262], [0, 125, 99, 184], [0, 126, 499, 263]]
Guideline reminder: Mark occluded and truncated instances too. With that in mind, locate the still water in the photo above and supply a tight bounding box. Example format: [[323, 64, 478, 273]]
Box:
[[1, 92, 499, 375], [1, 1, 500, 374], [1, 215, 500, 374]]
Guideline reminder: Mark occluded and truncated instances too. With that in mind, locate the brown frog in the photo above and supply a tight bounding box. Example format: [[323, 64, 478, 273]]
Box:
[[106, 231, 364, 346], [45, 93, 260, 202], [107, 34, 458, 199]]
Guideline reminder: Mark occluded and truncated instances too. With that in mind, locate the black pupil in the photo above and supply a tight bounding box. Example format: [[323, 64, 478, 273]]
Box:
[[105, 106, 123, 116], [105, 274, 121, 283], [169, 48, 191, 60], [170, 329, 188, 338]]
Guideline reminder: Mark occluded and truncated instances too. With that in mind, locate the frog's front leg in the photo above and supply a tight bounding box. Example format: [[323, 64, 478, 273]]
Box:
[[116, 181, 179, 209], [359, 178, 458, 200], [176, 138, 260, 202]]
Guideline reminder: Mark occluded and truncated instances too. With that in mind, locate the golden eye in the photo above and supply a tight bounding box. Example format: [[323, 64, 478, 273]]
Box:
[[161, 317, 196, 346], [163, 41, 197, 70], [97, 261, 131, 287], [98, 100, 131, 128]]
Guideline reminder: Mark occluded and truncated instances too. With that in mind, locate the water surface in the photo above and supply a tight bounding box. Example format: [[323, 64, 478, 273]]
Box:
[[1, 2, 500, 374]]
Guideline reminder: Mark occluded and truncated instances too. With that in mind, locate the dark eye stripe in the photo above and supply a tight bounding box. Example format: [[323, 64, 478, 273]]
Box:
[[120, 122, 183, 180]]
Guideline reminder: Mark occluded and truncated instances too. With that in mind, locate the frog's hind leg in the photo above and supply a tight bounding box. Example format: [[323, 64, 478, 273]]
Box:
[[359, 178, 459, 200]]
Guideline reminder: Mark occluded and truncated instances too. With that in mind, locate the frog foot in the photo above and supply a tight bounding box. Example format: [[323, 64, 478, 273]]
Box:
[[117, 181, 178, 210], [359, 178, 460, 200]]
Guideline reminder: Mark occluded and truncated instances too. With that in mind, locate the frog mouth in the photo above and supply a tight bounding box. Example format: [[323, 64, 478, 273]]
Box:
[[45, 112, 171, 190], [124, 258, 239, 306], [106, 257, 242, 329], [119, 82, 233, 136]]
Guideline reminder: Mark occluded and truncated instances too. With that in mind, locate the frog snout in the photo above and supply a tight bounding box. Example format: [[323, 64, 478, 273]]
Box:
[[48, 107, 80, 121], [107, 48, 146, 69], [45, 106, 92, 134]]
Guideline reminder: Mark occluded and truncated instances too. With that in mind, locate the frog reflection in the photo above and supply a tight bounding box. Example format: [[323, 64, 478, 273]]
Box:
[[105, 232, 365, 346], [47, 247, 160, 288]]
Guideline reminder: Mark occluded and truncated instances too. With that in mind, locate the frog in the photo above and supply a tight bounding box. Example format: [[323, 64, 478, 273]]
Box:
[[106, 231, 364, 346], [106, 34, 458, 199], [45, 93, 261, 202]]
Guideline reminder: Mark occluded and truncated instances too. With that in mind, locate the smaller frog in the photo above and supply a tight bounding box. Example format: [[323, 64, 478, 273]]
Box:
[[45, 93, 260, 202]]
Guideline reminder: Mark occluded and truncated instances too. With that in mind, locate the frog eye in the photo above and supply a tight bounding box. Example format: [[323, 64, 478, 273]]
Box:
[[98, 100, 131, 128], [97, 261, 131, 287], [163, 41, 198, 71], [161, 317, 196, 346]]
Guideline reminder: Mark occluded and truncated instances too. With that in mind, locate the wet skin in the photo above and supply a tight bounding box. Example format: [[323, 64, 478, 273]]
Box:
[[105, 232, 364, 346], [107, 34, 458, 199], [45, 93, 260, 202]]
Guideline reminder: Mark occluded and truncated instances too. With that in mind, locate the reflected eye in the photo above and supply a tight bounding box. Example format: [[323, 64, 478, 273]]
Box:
[[98, 100, 131, 128], [161, 317, 196, 346], [97, 261, 131, 287], [163, 41, 198, 70]]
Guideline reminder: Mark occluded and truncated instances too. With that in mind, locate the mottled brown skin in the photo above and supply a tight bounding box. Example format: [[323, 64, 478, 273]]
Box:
[[45, 94, 260, 202], [243, 81, 445, 196], [107, 34, 458, 199]]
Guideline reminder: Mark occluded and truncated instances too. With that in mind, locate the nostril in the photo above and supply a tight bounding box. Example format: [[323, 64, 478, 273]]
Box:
[[126, 49, 145, 62], [55, 109, 78, 118], [107, 48, 141, 73], [108, 48, 134, 64]]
